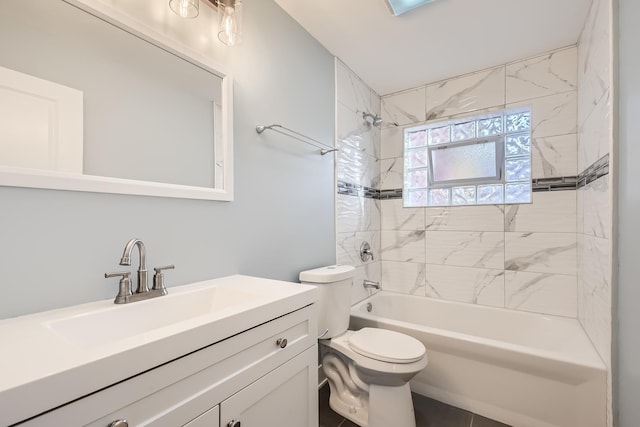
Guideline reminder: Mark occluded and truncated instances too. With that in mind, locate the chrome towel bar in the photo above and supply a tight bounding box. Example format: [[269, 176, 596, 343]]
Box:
[[256, 123, 338, 155]]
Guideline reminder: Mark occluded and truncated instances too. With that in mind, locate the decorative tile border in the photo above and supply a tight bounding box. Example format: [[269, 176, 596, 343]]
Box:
[[577, 154, 609, 189], [531, 176, 578, 192], [379, 189, 404, 200], [338, 154, 608, 200], [337, 181, 380, 199]]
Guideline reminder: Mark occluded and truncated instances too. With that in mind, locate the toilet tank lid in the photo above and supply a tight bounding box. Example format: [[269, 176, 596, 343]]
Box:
[[299, 265, 355, 283]]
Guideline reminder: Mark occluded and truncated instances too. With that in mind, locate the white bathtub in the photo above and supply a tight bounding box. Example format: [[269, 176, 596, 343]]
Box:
[[350, 292, 606, 427]]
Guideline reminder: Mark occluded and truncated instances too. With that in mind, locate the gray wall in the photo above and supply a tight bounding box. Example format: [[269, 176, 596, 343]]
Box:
[[0, 0, 336, 319], [616, 0, 640, 424]]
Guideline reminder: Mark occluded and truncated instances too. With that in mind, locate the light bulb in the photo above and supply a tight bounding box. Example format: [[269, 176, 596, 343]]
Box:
[[219, 6, 237, 45], [169, 0, 199, 19], [218, 0, 242, 46]]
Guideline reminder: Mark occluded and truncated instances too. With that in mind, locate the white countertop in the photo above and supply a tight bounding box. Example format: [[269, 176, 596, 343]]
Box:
[[0, 275, 316, 426]]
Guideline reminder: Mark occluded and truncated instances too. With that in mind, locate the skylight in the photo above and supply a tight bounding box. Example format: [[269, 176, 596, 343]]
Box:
[[385, 0, 436, 16]]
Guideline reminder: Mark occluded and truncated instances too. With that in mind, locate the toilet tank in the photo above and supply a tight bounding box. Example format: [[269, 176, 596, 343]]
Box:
[[299, 265, 355, 339]]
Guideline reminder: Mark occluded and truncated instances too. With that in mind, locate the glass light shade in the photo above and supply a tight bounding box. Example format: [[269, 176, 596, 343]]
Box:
[[169, 0, 199, 18], [386, 0, 435, 16], [218, 0, 242, 46]]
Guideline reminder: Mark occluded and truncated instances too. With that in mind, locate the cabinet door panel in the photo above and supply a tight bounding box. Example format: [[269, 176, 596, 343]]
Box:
[[221, 346, 318, 427]]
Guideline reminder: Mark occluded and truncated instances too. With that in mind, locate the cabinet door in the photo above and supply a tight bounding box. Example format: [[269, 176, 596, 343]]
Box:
[[220, 346, 318, 427]]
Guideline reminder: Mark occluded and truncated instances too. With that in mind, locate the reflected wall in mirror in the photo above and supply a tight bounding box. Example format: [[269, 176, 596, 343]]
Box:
[[0, 0, 233, 201]]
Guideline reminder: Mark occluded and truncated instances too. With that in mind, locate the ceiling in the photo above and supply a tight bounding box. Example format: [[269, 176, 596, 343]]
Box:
[[273, 0, 591, 96]]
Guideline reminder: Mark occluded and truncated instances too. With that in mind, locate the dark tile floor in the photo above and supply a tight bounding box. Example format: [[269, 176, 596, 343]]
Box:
[[319, 384, 511, 427]]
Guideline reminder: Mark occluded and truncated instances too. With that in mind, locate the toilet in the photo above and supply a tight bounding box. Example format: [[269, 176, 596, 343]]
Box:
[[300, 265, 427, 427]]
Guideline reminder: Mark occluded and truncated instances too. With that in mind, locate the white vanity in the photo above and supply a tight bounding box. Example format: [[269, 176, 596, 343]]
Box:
[[0, 276, 318, 426]]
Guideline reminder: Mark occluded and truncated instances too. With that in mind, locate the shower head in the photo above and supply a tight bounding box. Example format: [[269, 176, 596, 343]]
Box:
[[362, 112, 383, 127]]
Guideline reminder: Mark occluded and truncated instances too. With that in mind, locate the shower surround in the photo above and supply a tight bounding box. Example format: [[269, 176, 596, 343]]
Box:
[[377, 46, 579, 318], [337, 46, 581, 317], [335, 6, 614, 419], [335, 59, 382, 305], [576, 0, 614, 424]]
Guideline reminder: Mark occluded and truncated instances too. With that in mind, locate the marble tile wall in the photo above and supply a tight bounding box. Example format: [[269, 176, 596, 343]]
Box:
[[576, 0, 614, 424], [335, 59, 381, 304], [335, 10, 613, 424], [378, 46, 579, 318], [381, 192, 578, 318]]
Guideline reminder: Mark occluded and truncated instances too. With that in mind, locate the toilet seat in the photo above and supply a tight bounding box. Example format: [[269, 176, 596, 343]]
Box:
[[322, 329, 428, 387], [348, 328, 425, 363]]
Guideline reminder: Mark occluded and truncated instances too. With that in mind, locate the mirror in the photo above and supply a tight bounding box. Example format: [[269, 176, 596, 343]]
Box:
[[0, 0, 233, 201]]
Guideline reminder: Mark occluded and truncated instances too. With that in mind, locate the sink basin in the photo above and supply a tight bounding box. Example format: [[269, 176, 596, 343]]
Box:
[[45, 286, 267, 347]]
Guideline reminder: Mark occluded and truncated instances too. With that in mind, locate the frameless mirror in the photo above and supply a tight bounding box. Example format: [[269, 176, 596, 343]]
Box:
[[0, 0, 233, 201]]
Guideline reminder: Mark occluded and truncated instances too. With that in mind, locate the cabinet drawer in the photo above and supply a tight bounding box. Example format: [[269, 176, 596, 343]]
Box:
[[20, 305, 316, 426]]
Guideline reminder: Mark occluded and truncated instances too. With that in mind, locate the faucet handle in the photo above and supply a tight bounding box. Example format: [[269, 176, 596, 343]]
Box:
[[360, 242, 374, 262], [105, 271, 132, 304], [152, 265, 174, 294], [153, 265, 175, 274]]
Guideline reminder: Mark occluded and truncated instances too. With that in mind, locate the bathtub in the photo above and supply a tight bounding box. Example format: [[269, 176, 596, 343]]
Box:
[[350, 292, 606, 427]]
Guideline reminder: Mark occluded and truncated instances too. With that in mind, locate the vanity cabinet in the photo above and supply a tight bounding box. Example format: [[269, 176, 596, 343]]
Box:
[[17, 305, 318, 427]]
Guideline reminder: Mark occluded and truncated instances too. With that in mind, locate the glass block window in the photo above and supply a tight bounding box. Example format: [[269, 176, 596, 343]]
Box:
[[403, 108, 532, 207]]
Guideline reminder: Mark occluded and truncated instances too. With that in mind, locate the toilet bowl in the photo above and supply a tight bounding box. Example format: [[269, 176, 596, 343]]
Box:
[[321, 329, 428, 427], [299, 265, 428, 427]]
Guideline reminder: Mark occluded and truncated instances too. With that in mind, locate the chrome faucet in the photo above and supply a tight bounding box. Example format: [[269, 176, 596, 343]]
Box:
[[363, 280, 381, 290], [104, 238, 174, 304], [120, 238, 148, 294]]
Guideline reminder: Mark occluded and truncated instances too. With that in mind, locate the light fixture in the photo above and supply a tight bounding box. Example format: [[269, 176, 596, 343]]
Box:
[[385, 0, 436, 16], [169, 0, 199, 19], [216, 0, 242, 46], [170, 0, 243, 46]]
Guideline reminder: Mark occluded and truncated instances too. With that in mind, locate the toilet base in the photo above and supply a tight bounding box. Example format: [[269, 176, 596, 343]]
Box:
[[326, 379, 417, 427], [327, 382, 368, 427], [368, 383, 416, 427], [329, 382, 416, 427]]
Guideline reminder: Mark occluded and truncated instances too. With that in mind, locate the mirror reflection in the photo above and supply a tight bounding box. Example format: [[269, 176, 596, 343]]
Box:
[[0, 0, 226, 191]]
